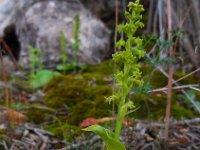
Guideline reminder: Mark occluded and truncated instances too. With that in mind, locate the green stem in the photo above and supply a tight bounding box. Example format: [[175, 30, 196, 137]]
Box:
[[114, 106, 123, 139], [115, 64, 128, 139]]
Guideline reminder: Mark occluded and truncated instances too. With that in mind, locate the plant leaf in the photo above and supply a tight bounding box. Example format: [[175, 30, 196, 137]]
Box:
[[83, 125, 126, 150], [56, 64, 75, 71], [30, 70, 60, 88]]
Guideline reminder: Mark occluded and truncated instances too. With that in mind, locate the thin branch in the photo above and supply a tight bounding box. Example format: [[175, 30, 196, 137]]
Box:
[[165, 0, 173, 140], [190, 86, 200, 92], [145, 0, 154, 33], [172, 67, 200, 84], [149, 84, 199, 93], [0, 45, 9, 107]]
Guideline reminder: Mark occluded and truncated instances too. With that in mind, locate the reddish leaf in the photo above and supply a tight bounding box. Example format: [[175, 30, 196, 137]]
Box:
[[80, 118, 99, 128]]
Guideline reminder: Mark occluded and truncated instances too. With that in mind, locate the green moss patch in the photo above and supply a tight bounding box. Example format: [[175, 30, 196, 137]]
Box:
[[43, 64, 113, 125]]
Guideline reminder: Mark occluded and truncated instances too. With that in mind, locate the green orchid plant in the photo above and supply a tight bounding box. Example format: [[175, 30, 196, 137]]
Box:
[[28, 46, 60, 88], [83, 0, 145, 150], [73, 14, 80, 67], [57, 15, 82, 73]]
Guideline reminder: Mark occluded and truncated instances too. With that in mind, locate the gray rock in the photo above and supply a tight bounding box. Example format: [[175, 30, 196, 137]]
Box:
[[0, 0, 111, 69], [0, 0, 17, 36], [0, 0, 36, 36]]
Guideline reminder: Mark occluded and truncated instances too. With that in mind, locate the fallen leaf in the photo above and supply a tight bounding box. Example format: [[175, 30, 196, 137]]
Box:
[[177, 137, 190, 144], [80, 118, 99, 128], [5, 108, 26, 127]]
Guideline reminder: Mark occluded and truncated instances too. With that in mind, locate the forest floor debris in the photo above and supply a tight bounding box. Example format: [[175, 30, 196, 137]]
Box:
[[0, 118, 200, 150]]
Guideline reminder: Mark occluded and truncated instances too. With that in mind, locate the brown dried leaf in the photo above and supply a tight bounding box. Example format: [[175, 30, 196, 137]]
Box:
[[5, 108, 26, 126]]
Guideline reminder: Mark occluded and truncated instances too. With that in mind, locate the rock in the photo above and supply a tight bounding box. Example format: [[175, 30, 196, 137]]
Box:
[[0, 0, 111, 69], [0, 0, 17, 36]]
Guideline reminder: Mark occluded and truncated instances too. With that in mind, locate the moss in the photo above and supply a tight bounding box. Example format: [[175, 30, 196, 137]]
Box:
[[131, 93, 166, 119], [45, 121, 82, 141], [81, 60, 114, 75], [26, 105, 55, 124], [174, 71, 200, 85], [0, 129, 7, 140], [69, 100, 93, 124], [171, 105, 194, 119], [130, 92, 197, 120], [44, 75, 87, 108], [43, 62, 113, 126], [26, 109, 45, 123], [26, 61, 199, 130], [150, 70, 168, 88]]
